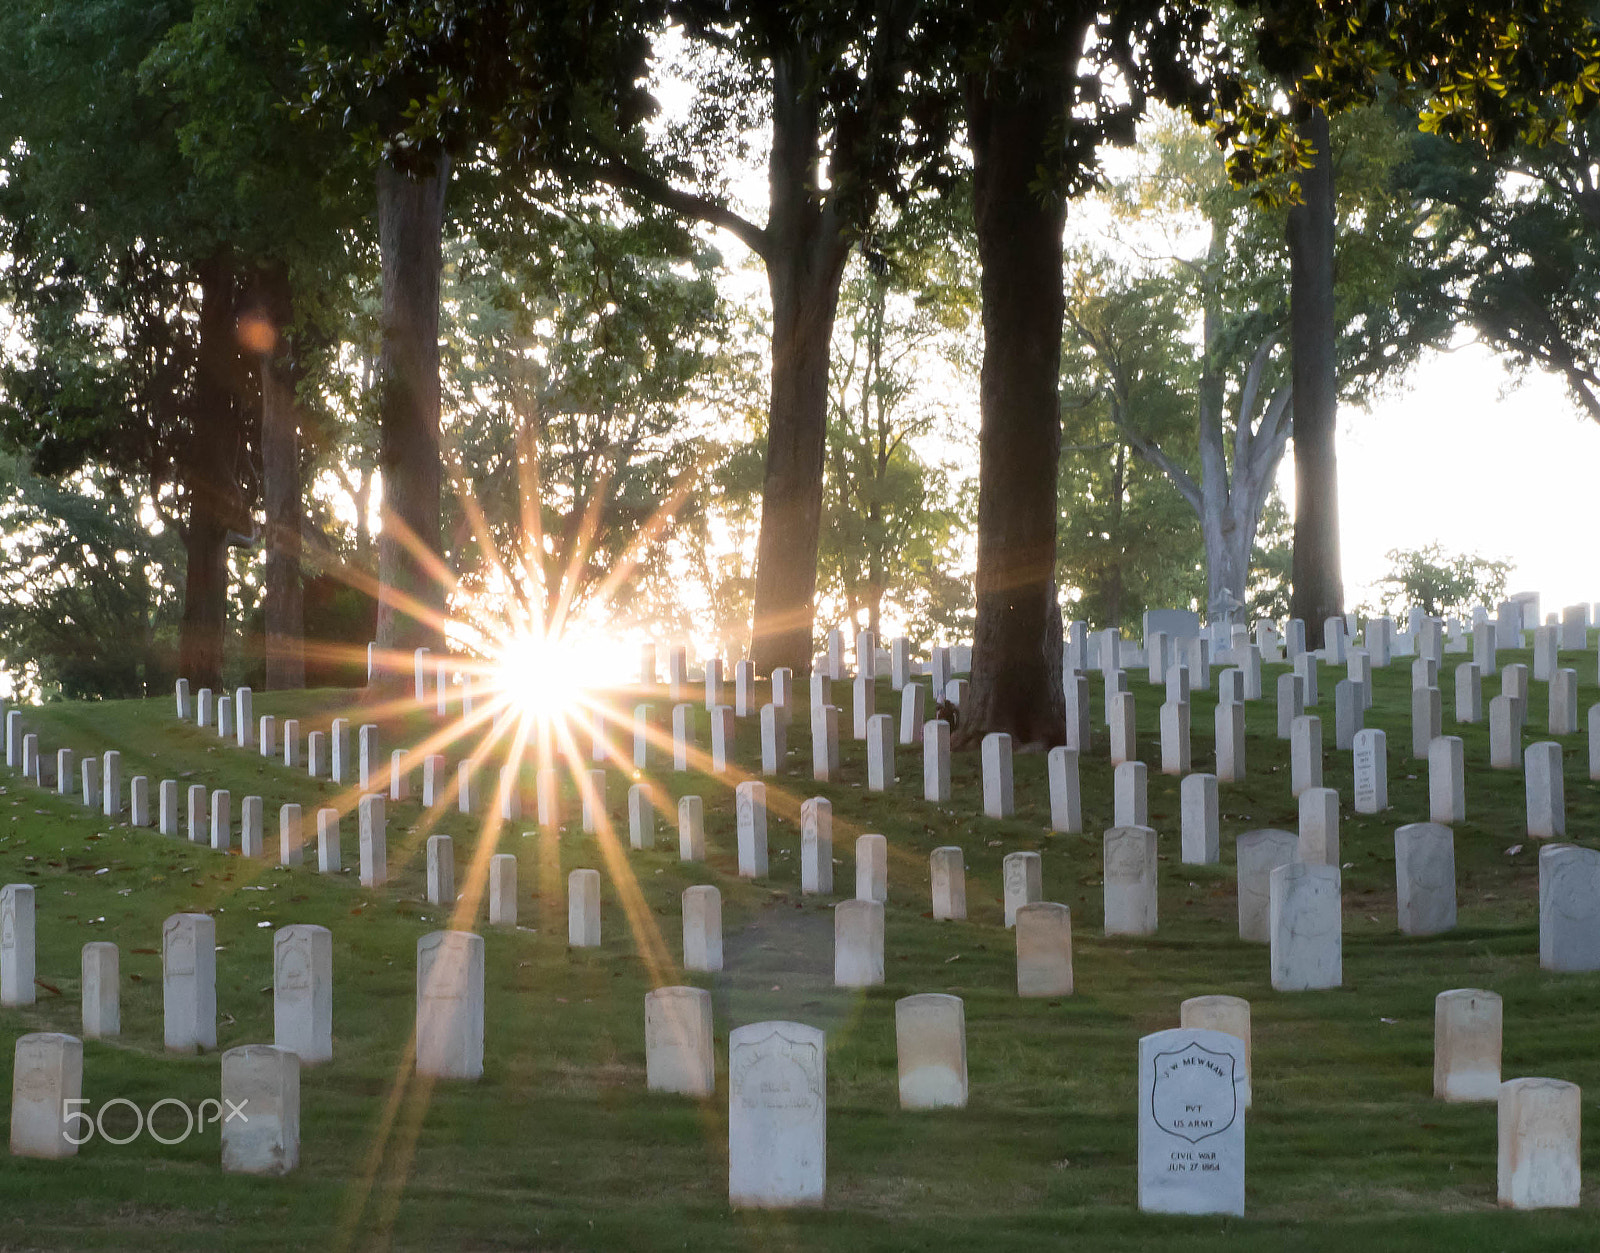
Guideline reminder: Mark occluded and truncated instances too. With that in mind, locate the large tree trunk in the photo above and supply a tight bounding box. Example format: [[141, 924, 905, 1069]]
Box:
[[261, 333, 306, 690], [374, 154, 449, 683], [959, 67, 1067, 747], [748, 50, 850, 677], [177, 257, 242, 686], [1287, 107, 1342, 646]]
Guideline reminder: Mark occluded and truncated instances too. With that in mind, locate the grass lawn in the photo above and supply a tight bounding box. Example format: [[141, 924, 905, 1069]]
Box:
[[1, 640, 1599, 1251]]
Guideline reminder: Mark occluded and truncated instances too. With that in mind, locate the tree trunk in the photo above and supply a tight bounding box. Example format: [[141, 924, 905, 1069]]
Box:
[[374, 154, 449, 682], [177, 257, 242, 687], [748, 51, 851, 677], [1287, 106, 1342, 646], [261, 335, 305, 690], [959, 68, 1067, 747]]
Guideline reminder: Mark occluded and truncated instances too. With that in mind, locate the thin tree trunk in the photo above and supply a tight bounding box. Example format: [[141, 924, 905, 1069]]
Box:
[[374, 154, 449, 683], [1288, 106, 1342, 646], [748, 50, 850, 676], [959, 65, 1067, 747], [178, 257, 241, 686], [261, 332, 305, 690]]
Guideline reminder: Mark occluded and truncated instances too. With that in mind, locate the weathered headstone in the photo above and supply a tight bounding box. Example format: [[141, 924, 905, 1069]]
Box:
[[727, 1021, 826, 1209], [1412, 686, 1442, 759], [1269, 862, 1341, 990], [760, 703, 787, 775], [282, 718, 300, 769], [982, 732, 1014, 818], [1549, 668, 1578, 735], [834, 899, 884, 987], [1276, 673, 1304, 740], [159, 779, 180, 836], [101, 750, 121, 819], [1215, 701, 1246, 783], [1290, 715, 1322, 798], [489, 855, 518, 928], [1047, 746, 1082, 833], [736, 780, 769, 878], [923, 718, 951, 803], [1333, 679, 1362, 750], [1395, 822, 1457, 936], [1236, 829, 1299, 943], [811, 704, 841, 782], [1297, 787, 1340, 866], [1539, 844, 1600, 971], [279, 803, 303, 866], [1179, 996, 1251, 1107], [682, 885, 722, 972], [210, 789, 232, 852], [1064, 673, 1091, 753], [854, 833, 887, 903], [358, 795, 386, 887], [0, 884, 36, 1008], [1104, 825, 1158, 937], [415, 930, 484, 1080], [240, 794, 263, 857], [426, 833, 455, 906], [896, 994, 967, 1109], [316, 808, 340, 874], [1525, 741, 1565, 838], [1434, 988, 1501, 1102], [1489, 694, 1521, 768], [1428, 735, 1467, 824], [274, 924, 333, 1064], [866, 713, 895, 792], [930, 847, 966, 920], [163, 912, 216, 1052], [705, 657, 724, 711], [81, 942, 118, 1038], [672, 703, 694, 771], [568, 869, 602, 948], [801, 797, 833, 893], [9, 1033, 82, 1159], [628, 782, 656, 851], [1002, 851, 1042, 927], [645, 986, 714, 1097], [1113, 760, 1149, 828], [1455, 661, 1483, 724], [1109, 691, 1137, 767], [1014, 902, 1073, 997], [1498, 1078, 1581, 1209], [1160, 700, 1191, 776], [581, 768, 608, 834]]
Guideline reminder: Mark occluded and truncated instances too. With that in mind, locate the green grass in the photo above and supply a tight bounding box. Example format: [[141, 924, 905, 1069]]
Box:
[[1, 640, 1599, 1252]]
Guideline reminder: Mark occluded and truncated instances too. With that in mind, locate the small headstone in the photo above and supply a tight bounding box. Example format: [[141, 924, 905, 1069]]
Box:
[[1160, 700, 1191, 776], [240, 795, 263, 857], [9, 1033, 82, 1159], [210, 789, 231, 852], [811, 704, 841, 782], [186, 783, 207, 843], [1348, 649, 1373, 711], [163, 912, 217, 1052], [1503, 663, 1530, 726], [1109, 691, 1137, 766], [801, 797, 833, 893], [1333, 679, 1362, 750], [682, 885, 722, 972], [1002, 851, 1042, 927], [896, 994, 967, 1109], [1428, 735, 1466, 824], [1215, 701, 1246, 782], [1473, 620, 1497, 677], [1434, 988, 1501, 1102], [456, 761, 475, 815], [834, 899, 884, 987], [1549, 668, 1578, 735], [1538, 844, 1600, 971], [1113, 760, 1148, 828], [427, 833, 455, 906], [175, 678, 191, 720], [1294, 651, 1318, 706], [1180, 773, 1219, 864], [1269, 862, 1341, 990], [1104, 825, 1158, 937], [854, 833, 887, 903], [358, 795, 386, 887], [101, 750, 121, 818], [852, 673, 875, 741], [81, 942, 118, 1038], [0, 884, 35, 1007], [1489, 694, 1521, 768], [1137, 1027, 1246, 1215], [645, 986, 714, 1097], [1179, 996, 1251, 1107], [1412, 686, 1441, 759], [568, 869, 602, 948], [1297, 787, 1340, 866], [282, 719, 300, 769], [760, 703, 787, 775], [1276, 673, 1303, 740], [279, 803, 303, 866], [1533, 625, 1558, 681], [217, 695, 234, 742], [1455, 662, 1483, 724], [1014, 902, 1073, 997], [672, 703, 694, 771], [235, 687, 254, 750], [414, 930, 484, 1080], [628, 783, 656, 851], [1394, 822, 1457, 936], [866, 713, 895, 791], [981, 732, 1014, 818], [1413, 656, 1438, 691], [316, 808, 341, 874], [727, 1021, 826, 1209], [306, 730, 326, 779], [1064, 673, 1091, 753], [734, 659, 756, 717], [274, 924, 333, 1065], [930, 847, 966, 920], [1525, 742, 1565, 838], [159, 779, 180, 836], [130, 776, 151, 829], [1047, 746, 1082, 833], [923, 719, 951, 803], [487, 854, 518, 928], [582, 768, 607, 834], [1236, 829, 1299, 943], [1290, 715, 1322, 798], [80, 756, 100, 813], [736, 780, 768, 878], [677, 795, 705, 862], [535, 767, 559, 829], [1498, 1078, 1581, 1209]]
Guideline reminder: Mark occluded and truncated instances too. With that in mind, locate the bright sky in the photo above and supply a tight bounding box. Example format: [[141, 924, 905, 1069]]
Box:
[[1321, 338, 1600, 616]]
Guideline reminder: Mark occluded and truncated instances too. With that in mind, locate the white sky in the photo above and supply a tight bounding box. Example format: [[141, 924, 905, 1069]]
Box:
[[1322, 339, 1600, 614]]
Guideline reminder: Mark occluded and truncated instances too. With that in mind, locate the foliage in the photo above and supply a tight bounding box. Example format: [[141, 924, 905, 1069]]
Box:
[[1374, 542, 1514, 619], [0, 454, 183, 700]]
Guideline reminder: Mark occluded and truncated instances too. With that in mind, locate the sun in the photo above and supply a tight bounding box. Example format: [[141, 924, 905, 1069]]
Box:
[[493, 630, 594, 725]]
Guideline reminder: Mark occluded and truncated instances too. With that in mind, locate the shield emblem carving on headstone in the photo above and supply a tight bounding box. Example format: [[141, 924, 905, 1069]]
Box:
[[1150, 1041, 1238, 1144]]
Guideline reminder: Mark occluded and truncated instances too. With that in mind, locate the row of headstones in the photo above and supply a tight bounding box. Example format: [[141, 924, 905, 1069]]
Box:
[[15, 978, 1579, 1212]]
